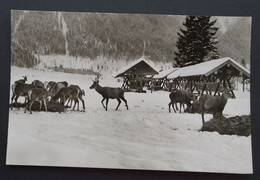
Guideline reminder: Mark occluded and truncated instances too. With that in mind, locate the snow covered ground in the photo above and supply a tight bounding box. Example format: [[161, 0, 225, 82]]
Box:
[[6, 66, 252, 174]]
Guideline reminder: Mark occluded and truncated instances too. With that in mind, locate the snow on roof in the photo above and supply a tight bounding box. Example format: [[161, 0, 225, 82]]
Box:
[[167, 57, 250, 79], [113, 57, 159, 77], [153, 68, 179, 79]]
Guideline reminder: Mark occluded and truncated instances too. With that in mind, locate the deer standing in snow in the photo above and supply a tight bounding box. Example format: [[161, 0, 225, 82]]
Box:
[[199, 90, 230, 124], [24, 88, 48, 114], [168, 89, 197, 113], [89, 80, 128, 111]]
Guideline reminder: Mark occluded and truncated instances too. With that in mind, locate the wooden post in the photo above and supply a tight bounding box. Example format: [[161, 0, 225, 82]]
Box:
[[226, 75, 236, 98], [201, 76, 210, 95], [214, 75, 224, 96], [184, 77, 188, 90], [242, 76, 245, 92]]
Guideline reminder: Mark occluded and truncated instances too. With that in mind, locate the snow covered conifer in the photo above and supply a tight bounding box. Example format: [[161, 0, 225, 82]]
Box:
[[174, 16, 219, 67]]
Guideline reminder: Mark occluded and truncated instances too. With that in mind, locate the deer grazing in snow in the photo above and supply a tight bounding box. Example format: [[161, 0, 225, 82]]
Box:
[[168, 89, 197, 113], [199, 90, 230, 124], [24, 88, 48, 114], [50, 85, 85, 111], [47, 81, 68, 97], [89, 80, 128, 111], [66, 85, 86, 111], [50, 87, 72, 105]]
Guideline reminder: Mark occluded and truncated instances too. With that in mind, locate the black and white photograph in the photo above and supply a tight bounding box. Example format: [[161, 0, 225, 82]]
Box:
[[6, 10, 252, 174]]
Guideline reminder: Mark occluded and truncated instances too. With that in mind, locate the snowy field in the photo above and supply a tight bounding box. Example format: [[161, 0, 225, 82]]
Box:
[[6, 66, 252, 174]]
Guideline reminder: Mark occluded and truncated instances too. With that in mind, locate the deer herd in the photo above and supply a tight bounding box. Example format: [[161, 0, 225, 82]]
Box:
[[10, 76, 230, 125]]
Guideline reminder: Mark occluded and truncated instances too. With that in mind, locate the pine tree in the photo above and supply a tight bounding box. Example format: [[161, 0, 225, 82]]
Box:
[[174, 16, 219, 67]]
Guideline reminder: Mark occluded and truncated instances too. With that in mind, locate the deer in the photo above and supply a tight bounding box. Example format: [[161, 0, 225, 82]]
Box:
[[10, 76, 28, 104], [65, 85, 86, 111], [10, 82, 35, 109], [24, 88, 48, 114], [45, 81, 56, 91], [31, 80, 45, 88], [199, 90, 230, 124], [184, 100, 200, 114], [48, 81, 68, 97], [168, 89, 197, 113], [50, 86, 80, 108], [16, 76, 28, 84], [89, 80, 128, 111]]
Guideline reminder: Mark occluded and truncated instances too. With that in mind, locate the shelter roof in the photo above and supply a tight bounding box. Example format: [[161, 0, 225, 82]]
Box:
[[167, 57, 250, 79], [113, 57, 159, 78], [153, 68, 179, 79]]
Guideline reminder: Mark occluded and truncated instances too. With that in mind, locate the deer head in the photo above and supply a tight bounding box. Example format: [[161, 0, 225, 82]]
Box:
[[222, 88, 233, 99], [89, 80, 99, 89], [81, 89, 85, 96], [23, 76, 28, 82]]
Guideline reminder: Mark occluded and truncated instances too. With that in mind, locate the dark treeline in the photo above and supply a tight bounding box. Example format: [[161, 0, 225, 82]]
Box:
[[11, 10, 251, 69]]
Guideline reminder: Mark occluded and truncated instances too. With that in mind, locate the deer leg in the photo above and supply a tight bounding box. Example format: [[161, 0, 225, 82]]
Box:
[[172, 102, 176, 113], [116, 98, 121, 110], [168, 102, 172, 113], [24, 100, 29, 113], [79, 96, 85, 110], [11, 94, 16, 110], [24, 95, 28, 104], [174, 102, 179, 111], [77, 99, 80, 111], [101, 97, 106, 110], [66, 99, 71, 107], [11, 94, 16, 104], [72, 99, 79, 111], [105, 98, 109, 111], [70, 98, 73, 108], [201, 106, 205, 125], [179, 103, 182, 113], [14, 96, 20, 110], [29, 100, 34, 114], [120, 95, 128, 110], [60, 97, 64, 106], [39, 100, 42, 111], [43, 99, 47, 112], [72, 98, 76, 110]]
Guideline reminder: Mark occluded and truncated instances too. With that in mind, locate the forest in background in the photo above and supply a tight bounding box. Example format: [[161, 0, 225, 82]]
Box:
[[10, 10, 251, 72]]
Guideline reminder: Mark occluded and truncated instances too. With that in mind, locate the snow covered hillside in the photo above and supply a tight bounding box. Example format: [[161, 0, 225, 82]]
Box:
[[6, 67, 252, 174], [35, 54, 172, 76]]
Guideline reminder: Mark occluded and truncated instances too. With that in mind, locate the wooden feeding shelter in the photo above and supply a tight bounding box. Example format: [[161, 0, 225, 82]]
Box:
[[152, 68, 179, 91], [113, 58, 159, 92], [167, 57, 250, 98]]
